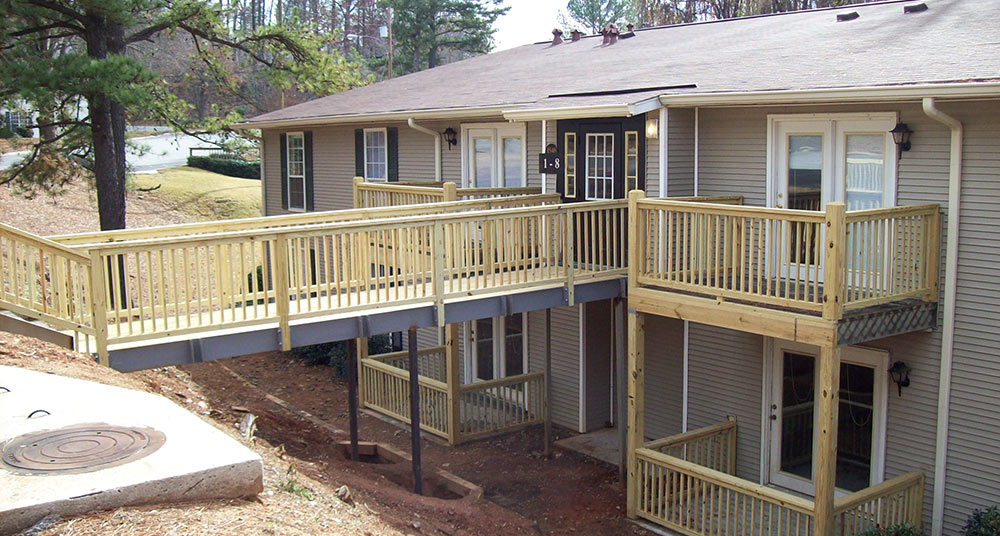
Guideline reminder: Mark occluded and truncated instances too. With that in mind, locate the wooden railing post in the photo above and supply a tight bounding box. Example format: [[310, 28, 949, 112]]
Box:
[[823, 203, 846, 321], [87, 251, 109, 367], [727, 415, 737, 475], [924, 208, 941, 302], [445, 323, 460, 444], [814, 344, 842, 536], [432, 221, 445, 326], [273, 236, 291, 351], [442, 182, 457, 202], [564, 209, 575, 305], [352, 176, 364, 208], [628, 190, 646, 294], [357, 337, 368, 408], [625, 307, 646, 519]]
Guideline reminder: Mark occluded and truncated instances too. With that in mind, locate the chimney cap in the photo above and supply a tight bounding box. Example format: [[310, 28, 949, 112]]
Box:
[[551, 28, 564, 45], [570, 29, 581, 41]]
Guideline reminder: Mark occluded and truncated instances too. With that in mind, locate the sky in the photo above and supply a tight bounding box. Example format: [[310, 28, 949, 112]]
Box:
[[492, 0, 569, 51]]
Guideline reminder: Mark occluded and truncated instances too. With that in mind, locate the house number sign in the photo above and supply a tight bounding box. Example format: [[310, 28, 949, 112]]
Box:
[[538, 143, 561, 174]]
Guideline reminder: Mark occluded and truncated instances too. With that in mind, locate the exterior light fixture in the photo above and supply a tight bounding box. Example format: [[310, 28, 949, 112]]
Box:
[[646, 117, 659, 139], [443, 127, 458, 149], [890, 123, 912, 151], [889, 361, 911, 396]]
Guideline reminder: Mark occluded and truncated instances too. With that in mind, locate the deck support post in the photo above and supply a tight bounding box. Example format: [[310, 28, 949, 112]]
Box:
[[544, 308, 552, 458], [625, 307, 645, 519], [356, 337, 368, 408], [446, 323, 461, 445], [407, 326, 423, 495], [814, 344, 841, 536], [346, 338, 359, 462], [614, 297, 626, 480], [823, 203, 846, 321]]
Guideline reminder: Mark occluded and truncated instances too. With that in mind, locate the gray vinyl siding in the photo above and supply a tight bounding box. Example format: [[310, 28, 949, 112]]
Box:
[[583, 300, 613, 432], [686, 324, 764, 482], [643, 315, 684, 440], [681, 100, 1000, 532], [528, 306, 581, 431], [260, 117, 545, 216], [666, 108, 695, 197], [645, 111, 660, 197]]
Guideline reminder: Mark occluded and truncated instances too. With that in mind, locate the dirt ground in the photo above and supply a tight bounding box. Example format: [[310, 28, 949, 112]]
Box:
[[1, 333, 650, 536]]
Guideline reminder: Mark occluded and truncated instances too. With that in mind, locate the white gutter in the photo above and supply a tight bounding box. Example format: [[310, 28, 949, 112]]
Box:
[[503, 104, 632, 122], [407, 118, 442, 182], [924, 97, 963, 536], [658, 82, 1000, 108], [232, 104, 514, 130]]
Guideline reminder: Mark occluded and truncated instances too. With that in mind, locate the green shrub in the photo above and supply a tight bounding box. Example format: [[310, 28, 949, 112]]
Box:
[[186, 154, 260, 179], [963, 505, 1000, 536], [854, 525, 923, 536], [13, 126, 31, 138], [291, 335, 393, 378], [0, 126, 15, 139]]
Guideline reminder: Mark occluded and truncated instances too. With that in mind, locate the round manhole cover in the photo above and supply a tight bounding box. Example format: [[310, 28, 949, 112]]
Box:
[[1, 424, 166, 475]]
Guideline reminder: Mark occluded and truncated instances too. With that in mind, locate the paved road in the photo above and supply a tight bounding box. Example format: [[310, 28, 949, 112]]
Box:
[[1, 132, 220, 172]]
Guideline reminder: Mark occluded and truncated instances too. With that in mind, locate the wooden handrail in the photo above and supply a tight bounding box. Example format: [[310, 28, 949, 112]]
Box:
[[833, 472, 924, 513], [643, 418, 736, 450], [52, 193, 559, 246], [1, 223, 91, 264], [635, 447, 816, 514], [459, 371, 545, 392], [361, 358, 449, 391]]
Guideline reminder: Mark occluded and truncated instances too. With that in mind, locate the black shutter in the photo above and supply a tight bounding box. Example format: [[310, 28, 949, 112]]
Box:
[[354, 129, 365, 177], [387, 127, 399, 181], [279, 133, 288, 209], [304, 131, 314, 211]]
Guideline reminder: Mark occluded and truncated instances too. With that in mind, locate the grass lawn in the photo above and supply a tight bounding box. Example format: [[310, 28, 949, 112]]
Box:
[[130, 166, 261, 220]]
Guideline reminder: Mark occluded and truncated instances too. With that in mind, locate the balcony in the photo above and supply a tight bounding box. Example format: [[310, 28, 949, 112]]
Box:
[[628, 193, 941, 347]]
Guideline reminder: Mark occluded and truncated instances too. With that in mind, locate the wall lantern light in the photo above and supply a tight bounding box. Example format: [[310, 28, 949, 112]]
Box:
[[646, 117, 659, 140], [889, 361, 911, 396], [890, 123, 912, 152], [443, 127, 458, 149]]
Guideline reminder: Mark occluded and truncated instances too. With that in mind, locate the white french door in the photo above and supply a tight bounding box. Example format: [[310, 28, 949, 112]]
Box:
[[766, 340, 888, 496], [463, 124, 526, 189], [768, 114, 898, 284]]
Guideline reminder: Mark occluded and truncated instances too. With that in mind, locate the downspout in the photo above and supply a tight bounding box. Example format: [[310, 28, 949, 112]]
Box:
[[923, 97, 963, 536], [407, 118, 442, 181], [683, 107, 700, 432]]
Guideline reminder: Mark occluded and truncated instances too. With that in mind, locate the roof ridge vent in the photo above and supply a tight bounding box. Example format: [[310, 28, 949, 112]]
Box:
[[903, 3, 928, 13], [836, 11, 860, 22]]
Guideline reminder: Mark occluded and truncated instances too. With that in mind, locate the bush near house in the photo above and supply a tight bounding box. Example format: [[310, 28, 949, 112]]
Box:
[[292, 335, 394, 377], [0, 125, 30, 139], [187, 154, 260, 179], [963, 505, 1000, 536], [854, 525, 923, 536]]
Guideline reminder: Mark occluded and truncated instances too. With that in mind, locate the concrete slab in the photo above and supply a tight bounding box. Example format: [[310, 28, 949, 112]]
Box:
[[555, 427, 621, 466], [0, 366, 263, 534]]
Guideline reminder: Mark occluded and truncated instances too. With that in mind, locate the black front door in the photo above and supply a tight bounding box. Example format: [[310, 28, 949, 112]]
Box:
[[556, 117, 645, 203]]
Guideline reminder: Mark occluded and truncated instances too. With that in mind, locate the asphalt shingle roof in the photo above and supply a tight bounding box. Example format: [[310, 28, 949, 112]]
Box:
[[242, 0, 1000, 125]]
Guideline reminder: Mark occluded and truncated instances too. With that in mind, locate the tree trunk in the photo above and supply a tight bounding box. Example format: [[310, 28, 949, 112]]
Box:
[[84, 9, 127, 231]]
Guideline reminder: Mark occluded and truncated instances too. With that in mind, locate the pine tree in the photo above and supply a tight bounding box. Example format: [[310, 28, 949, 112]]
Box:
[[0, 0, 366, 230], [383, 0, 508, 74]]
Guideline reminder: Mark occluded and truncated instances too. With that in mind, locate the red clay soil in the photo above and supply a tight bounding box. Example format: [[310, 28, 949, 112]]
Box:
[[184, 352, 652, 536]]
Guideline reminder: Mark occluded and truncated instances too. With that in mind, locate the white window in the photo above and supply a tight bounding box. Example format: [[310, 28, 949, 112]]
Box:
[[461, 124, 527, 188], [286, 132, 306, 211], [467, 314, 527, 382], [766, 340, 888, 496], [364, 128, 387, 182]]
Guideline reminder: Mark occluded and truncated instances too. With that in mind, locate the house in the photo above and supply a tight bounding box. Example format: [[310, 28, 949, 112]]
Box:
[[0, 1, 997, 535], [231, 1, 1000, 535]]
